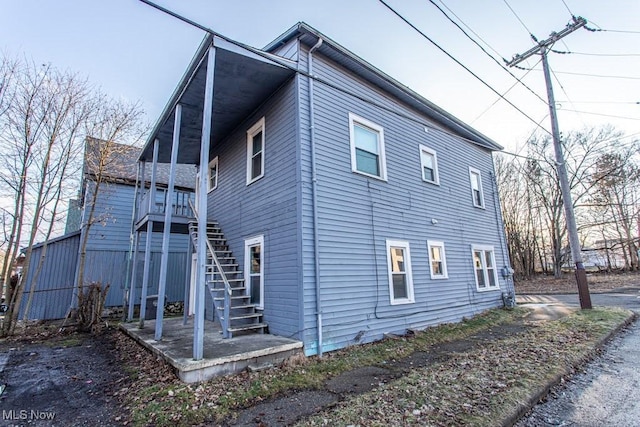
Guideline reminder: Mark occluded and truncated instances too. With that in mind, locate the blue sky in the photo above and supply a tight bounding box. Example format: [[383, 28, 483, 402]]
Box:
[[2, 0, 638, 151]]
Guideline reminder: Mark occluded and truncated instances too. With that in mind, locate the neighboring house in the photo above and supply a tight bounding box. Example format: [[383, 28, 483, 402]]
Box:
[[18, 139, 196, 320], [136, 23, 515, 357]]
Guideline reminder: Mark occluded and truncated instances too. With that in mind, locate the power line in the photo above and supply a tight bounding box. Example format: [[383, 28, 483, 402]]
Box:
[[550, 49, 640, 57], [583, 21, 640, 35], [377, 0, 550, 135], [471, 58, 544, 124], [502, 0, 537, 41], [542, 70, 640, 80], [427, 0, 548, 105], [559, 0, 575, 17], [558, 109, 640, 121], [438, 0, 504, 59]]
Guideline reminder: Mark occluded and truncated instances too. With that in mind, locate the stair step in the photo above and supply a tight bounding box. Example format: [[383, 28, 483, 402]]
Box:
[[215, 295, 251, 301], [221, 313, 263, 321], [228, 323, 268, 333], [216, 304, 256, 311], [208, 278, 244, 283]]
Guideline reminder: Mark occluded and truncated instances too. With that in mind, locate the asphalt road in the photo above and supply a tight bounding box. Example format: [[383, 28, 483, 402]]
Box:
[[517, 291, 640, 427]]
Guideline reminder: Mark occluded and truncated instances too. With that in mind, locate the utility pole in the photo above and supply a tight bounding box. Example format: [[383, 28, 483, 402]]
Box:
[[507, 16, 592, 309]]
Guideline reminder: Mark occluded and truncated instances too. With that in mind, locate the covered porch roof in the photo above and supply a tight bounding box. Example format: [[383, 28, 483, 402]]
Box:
[[139, 35, 297, 165]]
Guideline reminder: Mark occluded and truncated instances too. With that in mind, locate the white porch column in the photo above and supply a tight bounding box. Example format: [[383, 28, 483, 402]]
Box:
[[139, 139, 159, 328], [154, 104, 182, 340], [127, 161, 144, 321], [194, 45, 216, 360]]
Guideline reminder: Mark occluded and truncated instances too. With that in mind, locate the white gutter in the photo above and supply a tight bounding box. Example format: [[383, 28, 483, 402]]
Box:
[[308, 37, 324, 357]]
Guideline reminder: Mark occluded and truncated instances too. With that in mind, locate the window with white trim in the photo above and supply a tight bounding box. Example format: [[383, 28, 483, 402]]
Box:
[[208, 156, 218, 192], [419, 145, 439, 184], [469, 167, 484, 208], [349, 113, 387, 180], [246, 117, 265, 185], [244, 235, 264, 309], [427, 240, 448, 279], [386, 239, 414, 304], [472, 244, 499, 291]]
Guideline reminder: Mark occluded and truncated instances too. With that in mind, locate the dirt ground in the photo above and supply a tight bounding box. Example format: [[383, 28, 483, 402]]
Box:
[[0, 328, 128, 426], [0, 272, 637, 426], [514, 271, 640, 295]]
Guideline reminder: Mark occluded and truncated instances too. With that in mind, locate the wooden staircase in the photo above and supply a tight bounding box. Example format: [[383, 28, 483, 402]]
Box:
[[188, 220, 267, 338]]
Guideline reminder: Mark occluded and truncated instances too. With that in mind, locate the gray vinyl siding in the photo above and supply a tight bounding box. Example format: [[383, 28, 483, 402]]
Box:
[[270, 38, 299, 61], [207, 78, 300, 337], [19, 233, 80, 320], [299, 46, 508, 354], [83, 181, 190, 307]]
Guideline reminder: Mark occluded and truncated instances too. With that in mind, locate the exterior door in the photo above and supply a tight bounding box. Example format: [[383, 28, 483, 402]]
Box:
[[244, 235, 264, 309]]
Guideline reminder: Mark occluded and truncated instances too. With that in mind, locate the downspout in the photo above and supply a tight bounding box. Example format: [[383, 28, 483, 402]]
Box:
[[308, 37, 324, 356]]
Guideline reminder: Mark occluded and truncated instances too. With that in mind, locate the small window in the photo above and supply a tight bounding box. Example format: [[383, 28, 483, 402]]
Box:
[[469, 167, 484, 208], [244, 235, 264, 309], [208, 156, 218, 192], [246, 117, 265, 185], [385, 240, 414, 305], [349, 113, 387, 180], [427, 240, 448, 279], [472, 244, 499, 291], [419, 145, 439, 184]]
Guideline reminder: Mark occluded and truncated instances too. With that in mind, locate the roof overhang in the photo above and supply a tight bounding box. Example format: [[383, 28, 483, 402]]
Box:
[[266, 23, 503, 151], [140, 34, 297, 164]]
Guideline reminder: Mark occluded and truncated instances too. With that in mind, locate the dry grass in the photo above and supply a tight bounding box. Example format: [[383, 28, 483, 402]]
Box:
[[299, 307, 632, 427], [514, 271, 640, 295]]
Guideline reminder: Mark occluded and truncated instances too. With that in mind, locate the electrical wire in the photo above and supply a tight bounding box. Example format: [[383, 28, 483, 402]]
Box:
[[438, 0, 504, 59], [583, 21, 640, 35], [377, 0, 551, 135], [544, 70, 640, 80], [427, 0, 548, 105], [502, 0, 537, 41], [558, 109, 640, 121], [550, 49, 640, 57], [559, 0, 575, 17], [471, 57, 542, 125]]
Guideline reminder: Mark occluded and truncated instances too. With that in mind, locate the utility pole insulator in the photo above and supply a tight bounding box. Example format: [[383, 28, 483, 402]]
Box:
[[508, 17, 592, 310]]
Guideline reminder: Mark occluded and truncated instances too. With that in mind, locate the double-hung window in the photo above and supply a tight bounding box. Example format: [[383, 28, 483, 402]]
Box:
[[208, 156, 218, 192], [349, 113, 387, 180], [419, 145, 439, 185], [386, 240, 414, 305], [472, 244, 499, 291], [427, 240, 448, 279], [469, 167, 484, 208], [246, 117, 265, 185]]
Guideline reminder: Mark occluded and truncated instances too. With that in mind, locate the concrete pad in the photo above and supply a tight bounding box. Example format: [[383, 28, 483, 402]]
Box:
[[120, 318, 302, 383]]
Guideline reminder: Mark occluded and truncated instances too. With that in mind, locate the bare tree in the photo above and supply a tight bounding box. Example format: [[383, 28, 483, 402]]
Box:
[[73, 99, 146, 328], [1, 60, 92, 334]]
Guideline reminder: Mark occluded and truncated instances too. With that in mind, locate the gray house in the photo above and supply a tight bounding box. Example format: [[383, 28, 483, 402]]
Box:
[[137, 23, 514, 358], [19, 139, 195, 320]]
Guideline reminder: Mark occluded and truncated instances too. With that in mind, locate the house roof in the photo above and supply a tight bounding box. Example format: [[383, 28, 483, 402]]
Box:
[[85, 138, 196, 189], [264, 23, 502, 151], [139, 22, 501, 164]]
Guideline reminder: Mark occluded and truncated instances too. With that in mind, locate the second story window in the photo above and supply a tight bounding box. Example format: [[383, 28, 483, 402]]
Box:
[[349, 113, 387, 180], [246, 117, 265, 185], [419, 145, 439, 185], [208, 156, 218, 192], [469, 167, 484, 208]]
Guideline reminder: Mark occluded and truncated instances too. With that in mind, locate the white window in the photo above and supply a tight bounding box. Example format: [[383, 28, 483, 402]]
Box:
[[246, 117, 265, 185], [349, 113, 387, 180], [208, 156, 218, 192], [419, 145, 439, 185], [469, 167, 484, 208], [244, 235, 264, 309], [427, 240, 448, 279], [385, 239, 414, 305], [472, 245, 499, 291]]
